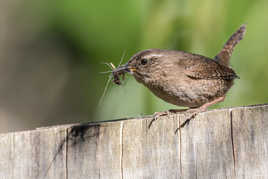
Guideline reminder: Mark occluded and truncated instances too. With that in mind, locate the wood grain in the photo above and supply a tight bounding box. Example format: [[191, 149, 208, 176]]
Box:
[[0, 104, 268, 179]]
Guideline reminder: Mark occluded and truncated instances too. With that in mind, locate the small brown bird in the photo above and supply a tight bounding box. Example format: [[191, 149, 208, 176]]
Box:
[[111, 25, 246, 120]]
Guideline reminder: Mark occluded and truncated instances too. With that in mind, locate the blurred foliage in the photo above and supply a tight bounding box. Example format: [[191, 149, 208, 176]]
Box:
[[26, 0, 268, 121]]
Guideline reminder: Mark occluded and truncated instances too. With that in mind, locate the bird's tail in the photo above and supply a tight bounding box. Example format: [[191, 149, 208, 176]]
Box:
[[214, 24, 246, 66]]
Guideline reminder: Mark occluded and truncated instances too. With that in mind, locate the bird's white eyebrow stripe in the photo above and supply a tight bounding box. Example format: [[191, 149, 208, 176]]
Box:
[[144, 54, 163, 59]]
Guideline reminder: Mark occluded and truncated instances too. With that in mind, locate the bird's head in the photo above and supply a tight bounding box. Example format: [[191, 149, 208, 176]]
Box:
[[122, 49, 169, 83]]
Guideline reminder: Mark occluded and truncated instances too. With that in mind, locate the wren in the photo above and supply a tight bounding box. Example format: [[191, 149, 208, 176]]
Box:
[[111, 25, 246, 121]]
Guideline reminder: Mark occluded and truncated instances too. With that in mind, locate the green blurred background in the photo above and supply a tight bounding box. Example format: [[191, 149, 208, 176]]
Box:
[[0, 0, 267, 132]]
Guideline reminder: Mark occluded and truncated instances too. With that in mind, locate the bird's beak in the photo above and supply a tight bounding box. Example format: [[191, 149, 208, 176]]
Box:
[[117, 63, 136, 74]]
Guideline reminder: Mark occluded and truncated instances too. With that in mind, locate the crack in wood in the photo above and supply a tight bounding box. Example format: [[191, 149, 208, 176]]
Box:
[[195, 147, 198, 179], [12, 133, 15, 179], [178, 116, 183, 177], [230, 110, 236, 175], [65, 128, 68, 179], [120, 121, 124, 179]]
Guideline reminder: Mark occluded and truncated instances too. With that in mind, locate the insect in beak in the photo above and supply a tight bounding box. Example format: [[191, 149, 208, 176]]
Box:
[[103, 61, 135, 85], [108, 63, 129, 85]]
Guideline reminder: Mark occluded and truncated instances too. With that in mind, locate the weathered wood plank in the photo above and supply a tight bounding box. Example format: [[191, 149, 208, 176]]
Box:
[[0, 133, 14, 178], [232, 105, 268, 178], [0, 127, 67, 179], [122, 116, 181, 178], [180, 110, 235, 178], [0, 104, 268, 179], [97, 122, 122, 179]]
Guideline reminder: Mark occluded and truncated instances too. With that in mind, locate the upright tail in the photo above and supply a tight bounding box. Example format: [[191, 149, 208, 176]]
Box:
[[214, 24, 246, 66]]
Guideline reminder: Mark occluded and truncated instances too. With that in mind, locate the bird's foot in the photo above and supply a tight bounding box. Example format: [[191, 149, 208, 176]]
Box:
[[148, 109, 187, 129], [175, 107, 207, 133], [175, 96, 226, 133], [148, 111, 169, 129]]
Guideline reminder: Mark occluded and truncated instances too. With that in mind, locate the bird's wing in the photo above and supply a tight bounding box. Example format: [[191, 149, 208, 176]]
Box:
[[182, 54, 239, 80]]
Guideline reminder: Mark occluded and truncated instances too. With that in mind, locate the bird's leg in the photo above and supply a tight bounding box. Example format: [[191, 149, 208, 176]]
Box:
[[197, 96, 225, 111], [178, 96, 226, 130], [150, 96, 225, 130]]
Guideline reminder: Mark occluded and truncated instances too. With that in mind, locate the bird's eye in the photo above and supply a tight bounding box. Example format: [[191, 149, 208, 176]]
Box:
[[141, 58, 148, 65]]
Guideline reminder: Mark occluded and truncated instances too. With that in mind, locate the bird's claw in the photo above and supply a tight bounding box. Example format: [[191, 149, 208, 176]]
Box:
[[148, 111, 170, 129], [175, 111, 199, 134]]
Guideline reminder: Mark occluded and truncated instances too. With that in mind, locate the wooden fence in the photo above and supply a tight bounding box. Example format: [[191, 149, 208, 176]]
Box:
[[0, 104, 268, 178]]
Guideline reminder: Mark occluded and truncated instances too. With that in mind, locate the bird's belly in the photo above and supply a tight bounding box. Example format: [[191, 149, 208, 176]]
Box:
[[146, 79, 233, 108]]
